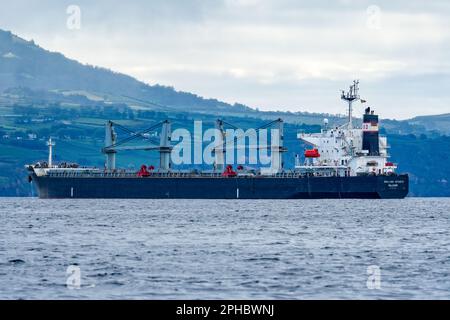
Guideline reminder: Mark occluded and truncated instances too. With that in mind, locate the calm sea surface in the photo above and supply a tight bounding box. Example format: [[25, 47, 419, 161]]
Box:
[[0, 198, 449, 299]]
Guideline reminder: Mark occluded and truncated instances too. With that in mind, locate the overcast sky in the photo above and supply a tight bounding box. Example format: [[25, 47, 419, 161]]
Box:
[[1, 0, 449, 119]]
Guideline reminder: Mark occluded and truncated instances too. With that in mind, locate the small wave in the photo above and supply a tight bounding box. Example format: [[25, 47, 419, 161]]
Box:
[[9, 259, 25, 264]]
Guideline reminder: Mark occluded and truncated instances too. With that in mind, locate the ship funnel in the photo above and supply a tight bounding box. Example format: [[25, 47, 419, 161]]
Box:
[[362, 108, 380, 156]]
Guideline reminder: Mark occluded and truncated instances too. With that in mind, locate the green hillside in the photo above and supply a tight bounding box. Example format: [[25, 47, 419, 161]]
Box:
[[0, 103, 449, 197], [0, 29, 449, 197]]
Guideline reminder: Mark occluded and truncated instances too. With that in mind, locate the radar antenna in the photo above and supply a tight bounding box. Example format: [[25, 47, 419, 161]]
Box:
[[340, 80, 360, 129]]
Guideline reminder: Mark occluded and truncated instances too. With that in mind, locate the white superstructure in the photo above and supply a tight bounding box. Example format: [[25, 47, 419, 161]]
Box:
[[296, 81, 397, 177]]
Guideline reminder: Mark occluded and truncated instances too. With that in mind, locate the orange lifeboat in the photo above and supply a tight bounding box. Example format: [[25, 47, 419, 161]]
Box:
[[304, 148, 320, 158]]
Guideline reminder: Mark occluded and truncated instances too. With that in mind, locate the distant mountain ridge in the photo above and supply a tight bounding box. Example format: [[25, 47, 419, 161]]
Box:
[[0, 29, 449, 134], [408, 113, 450, 134], [0, 29, 252, 115]]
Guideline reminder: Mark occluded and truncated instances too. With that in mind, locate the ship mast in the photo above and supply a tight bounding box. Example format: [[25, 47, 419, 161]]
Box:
[[46, 137, 55, 167], [341, 80, 360, 129]]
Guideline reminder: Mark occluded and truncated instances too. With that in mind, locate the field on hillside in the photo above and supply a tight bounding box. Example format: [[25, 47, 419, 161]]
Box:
[[0, 103, 449, 197]]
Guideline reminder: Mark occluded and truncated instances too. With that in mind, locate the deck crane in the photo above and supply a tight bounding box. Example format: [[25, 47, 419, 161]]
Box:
[[102, 120, 172, 171], [213, 118, 287, 173]]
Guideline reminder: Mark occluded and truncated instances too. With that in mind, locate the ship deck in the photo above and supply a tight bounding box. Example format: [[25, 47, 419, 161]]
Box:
[[40, 169, 399, 179], [45, 170, 303, 178]]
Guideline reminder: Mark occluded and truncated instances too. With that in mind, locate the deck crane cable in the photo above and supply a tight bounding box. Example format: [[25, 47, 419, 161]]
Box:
[[111, 122, 161, 146], [213, 118, 283, 151], [107, 124, 159, 149], [108, 121, 164, 148], [120, 94, 275, 129], [106, 90, 285, 151], [104, 116, 282, 151], [220, 120, 239, 130], [104, 121, 166, 150]]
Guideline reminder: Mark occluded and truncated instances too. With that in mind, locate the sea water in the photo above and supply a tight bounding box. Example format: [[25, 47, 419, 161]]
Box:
[[0, 198, 449, 299]]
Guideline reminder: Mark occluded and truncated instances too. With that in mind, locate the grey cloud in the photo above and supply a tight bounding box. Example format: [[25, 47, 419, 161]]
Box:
[[0, 0, 449, 118]]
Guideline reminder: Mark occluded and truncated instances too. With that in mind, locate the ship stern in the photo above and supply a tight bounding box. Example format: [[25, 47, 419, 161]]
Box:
[[377, 174, 409, 199]]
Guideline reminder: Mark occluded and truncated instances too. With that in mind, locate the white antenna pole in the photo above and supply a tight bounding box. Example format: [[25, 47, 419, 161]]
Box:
[[47, 138, 55, 167], [341, 80, 360, 129], [348, 99, 353, 129]]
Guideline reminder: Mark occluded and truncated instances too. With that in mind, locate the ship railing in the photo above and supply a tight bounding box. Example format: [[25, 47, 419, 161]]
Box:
[[46, 170, 357, 179], [47, 170, 303, 178]]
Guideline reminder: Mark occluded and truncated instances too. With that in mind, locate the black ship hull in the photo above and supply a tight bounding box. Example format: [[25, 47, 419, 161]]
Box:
[[30, 174, 409, 199]]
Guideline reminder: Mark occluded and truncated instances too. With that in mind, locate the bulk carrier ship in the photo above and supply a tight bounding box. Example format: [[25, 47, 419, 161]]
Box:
[[27, 81, 409, 199]]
